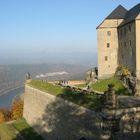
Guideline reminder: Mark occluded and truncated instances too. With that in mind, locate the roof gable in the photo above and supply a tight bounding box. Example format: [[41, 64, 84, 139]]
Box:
[[97, 3, 140, 29], [125, 3, 140, 21], [119, 3, 140, 27], [106, 5, 127, 19]]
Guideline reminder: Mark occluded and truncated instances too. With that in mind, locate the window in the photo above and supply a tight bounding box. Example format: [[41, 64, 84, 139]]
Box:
[[107, 43, 110, 48], [129, 40, 131, 46], [130, 48, 132, 57], [120, 29, 122, 37], [119, 42, 122, 47], [122, 54, 124, 59], [124, 27, 126, 36], [129, 25, 131, 32], [124, 42, 126, 47], [120, 42, 123, 47], [105, 56, 108, 61], [107, 31, 111, 36]]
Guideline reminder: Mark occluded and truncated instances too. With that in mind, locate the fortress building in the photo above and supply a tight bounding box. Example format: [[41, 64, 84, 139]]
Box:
[[97, 3, 140, 79]]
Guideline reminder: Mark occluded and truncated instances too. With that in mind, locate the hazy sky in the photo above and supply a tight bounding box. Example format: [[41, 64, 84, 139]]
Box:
[[0, 0, 139, 65]]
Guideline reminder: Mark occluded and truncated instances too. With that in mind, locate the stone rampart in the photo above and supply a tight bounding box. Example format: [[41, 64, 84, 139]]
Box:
[[23, 85, 102, 140], [23, 85, 140, 140]]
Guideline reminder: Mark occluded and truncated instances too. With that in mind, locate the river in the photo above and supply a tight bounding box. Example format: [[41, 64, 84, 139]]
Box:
[[0, 86, 24, 109]]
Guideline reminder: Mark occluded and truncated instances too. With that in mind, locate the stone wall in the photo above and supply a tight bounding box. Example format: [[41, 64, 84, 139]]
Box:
[[23, 85, 140, 140], [103, 106, 140, 130], [23, 85, 102, 140]]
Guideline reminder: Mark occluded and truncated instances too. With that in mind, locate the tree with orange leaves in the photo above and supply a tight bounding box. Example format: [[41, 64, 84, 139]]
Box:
[[0, 111, 5, 123], [11, 98, 23, 120]]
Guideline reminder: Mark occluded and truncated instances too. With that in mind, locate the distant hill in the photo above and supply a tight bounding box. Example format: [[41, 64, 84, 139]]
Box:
[[0, 64, 92, 93]]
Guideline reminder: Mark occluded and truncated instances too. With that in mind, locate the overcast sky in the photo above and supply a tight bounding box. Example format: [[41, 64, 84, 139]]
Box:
[[0, 0, 139, 66]]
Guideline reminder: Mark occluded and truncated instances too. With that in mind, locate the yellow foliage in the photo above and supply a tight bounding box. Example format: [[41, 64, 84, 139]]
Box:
[[115, 66, 131, 77], [122, 67, 130, 76]]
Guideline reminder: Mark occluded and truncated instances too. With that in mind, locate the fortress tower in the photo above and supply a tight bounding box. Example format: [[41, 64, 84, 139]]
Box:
[[97, 4, 140, 79]]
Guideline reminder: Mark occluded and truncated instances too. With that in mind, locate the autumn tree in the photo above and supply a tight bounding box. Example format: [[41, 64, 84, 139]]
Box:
[[11, 98, 23, 120], [0, 108, 11, 122], [0, 111, 5, 123]]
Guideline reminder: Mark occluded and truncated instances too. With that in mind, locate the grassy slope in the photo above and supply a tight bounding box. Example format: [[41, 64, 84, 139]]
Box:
[[0, 119, 43, 140], [91, 77, 130, 95], [28, 80, 101, 111], [12, 119, 43, 140]]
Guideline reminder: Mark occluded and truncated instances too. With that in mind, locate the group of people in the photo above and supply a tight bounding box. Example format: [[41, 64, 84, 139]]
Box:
[[59, 80, 69, 86]]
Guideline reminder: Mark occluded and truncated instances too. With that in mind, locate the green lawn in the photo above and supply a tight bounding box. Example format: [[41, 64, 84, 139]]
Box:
[[28, 80, 102, 111], [28, 80, 64, 95], [0, 119, 43, 140], [91, 77, 130, 95]]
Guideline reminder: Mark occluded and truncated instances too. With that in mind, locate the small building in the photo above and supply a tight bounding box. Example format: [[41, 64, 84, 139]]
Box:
[[97, 4, 140, 79]]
